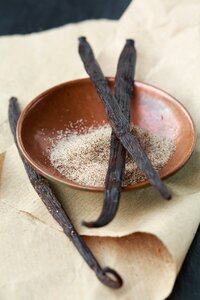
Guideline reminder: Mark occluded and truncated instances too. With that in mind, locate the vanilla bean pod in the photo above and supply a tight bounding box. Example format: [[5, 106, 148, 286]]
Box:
[[78, 37, 171, 200], [8, 97, 123, 289], [83, 40, 136, 228]]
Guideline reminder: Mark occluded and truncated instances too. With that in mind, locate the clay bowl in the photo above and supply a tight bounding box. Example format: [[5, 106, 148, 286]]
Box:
[[17, 78, 196, 192]]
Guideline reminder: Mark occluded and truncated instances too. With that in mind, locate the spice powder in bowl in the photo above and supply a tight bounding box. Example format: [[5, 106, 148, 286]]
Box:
[[48, 122, 176, 187]]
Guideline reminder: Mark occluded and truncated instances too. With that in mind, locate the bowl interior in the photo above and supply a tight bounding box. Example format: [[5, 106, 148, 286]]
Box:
[[17, 78, 196, 191]]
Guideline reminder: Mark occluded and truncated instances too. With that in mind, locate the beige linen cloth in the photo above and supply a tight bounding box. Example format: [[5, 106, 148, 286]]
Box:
[[0, 0, 200, 299]]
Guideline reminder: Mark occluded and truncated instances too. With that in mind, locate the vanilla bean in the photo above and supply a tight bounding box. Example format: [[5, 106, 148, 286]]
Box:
[[78, 37, 171, 200], [8, 97, 123, 289], [83, 40, 136, 228]]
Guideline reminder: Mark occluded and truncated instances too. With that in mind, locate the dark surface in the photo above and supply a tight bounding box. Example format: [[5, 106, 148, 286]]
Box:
[[1, 0, 199, 299], [0, 0, 131, 35], [167, 226, 200, 300]]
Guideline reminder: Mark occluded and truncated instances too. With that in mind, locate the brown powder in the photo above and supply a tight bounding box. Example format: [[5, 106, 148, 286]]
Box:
[[49, 124, 176, 187]]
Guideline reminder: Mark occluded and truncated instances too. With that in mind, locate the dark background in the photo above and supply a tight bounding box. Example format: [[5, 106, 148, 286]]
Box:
[[0, 0, 130, 35], [1, 0, 199, 299]]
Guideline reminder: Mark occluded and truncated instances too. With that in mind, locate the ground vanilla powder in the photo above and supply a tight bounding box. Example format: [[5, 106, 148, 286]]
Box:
[[49, 124, 176, 187]]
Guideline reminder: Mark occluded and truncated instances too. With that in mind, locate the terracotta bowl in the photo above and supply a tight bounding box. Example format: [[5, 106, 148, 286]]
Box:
[[17, 78, 196, 192]]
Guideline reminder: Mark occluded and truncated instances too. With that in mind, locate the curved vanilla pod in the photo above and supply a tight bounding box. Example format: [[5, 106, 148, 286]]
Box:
[[83, 39, 136, 228], [8, 97, 123, 289]]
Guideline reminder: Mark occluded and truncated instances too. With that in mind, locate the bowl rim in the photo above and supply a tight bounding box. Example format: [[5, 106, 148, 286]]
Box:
[[16, 77, 197, 192]]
